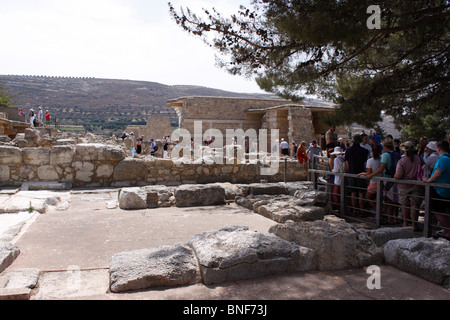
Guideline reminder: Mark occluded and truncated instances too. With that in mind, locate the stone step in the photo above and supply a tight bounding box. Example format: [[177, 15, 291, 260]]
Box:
[[0, 288, 31, 300], [21, 181, 72, 191]]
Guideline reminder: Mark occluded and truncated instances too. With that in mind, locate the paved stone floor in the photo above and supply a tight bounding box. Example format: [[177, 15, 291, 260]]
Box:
[[1, 188, 449, 302]]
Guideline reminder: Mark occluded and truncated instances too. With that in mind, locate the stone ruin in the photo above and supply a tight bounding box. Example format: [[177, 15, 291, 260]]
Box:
[[0, 128, 449, 297], [0, 128, 305, 188]]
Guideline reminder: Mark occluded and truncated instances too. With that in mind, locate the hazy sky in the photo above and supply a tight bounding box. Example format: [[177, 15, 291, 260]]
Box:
[[0, 0, 264, 93]]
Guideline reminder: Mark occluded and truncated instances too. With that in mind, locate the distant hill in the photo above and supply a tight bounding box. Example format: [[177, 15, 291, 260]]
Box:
[[0, 75, 274, 134]]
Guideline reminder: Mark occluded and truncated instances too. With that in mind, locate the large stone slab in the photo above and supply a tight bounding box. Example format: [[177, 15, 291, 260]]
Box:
[[384, 237, 450, 286], [109, 243, 199, 293], [118, 186, 174, 210], [174, 184, 225, 207], [236, 194, 328, 223], [188, 226, 316, 285], [0, 242, 20, 273], [270, 220, 382, 270]]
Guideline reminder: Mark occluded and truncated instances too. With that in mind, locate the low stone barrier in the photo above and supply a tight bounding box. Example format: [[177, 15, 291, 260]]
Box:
[[0, 143, 306, 188]]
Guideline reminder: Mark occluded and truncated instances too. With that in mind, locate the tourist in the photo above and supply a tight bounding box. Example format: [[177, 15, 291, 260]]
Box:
[[291, 142, 298, 159], [28, 109, 36, 127], [338, 137, 346, 151], [45, 110, 51, 126], [331, 147, 346, 209], [394, 141, 423, 230], [130, 132, 137, 156], [322, 147, 335, 206], [358, 144, 382, 211], [296, 141, 308, 167], [163, 139, 169, 158], [280, 138, 289, 157], [149, 137, 158, 156], [422, 141, 439, 179], [418, 137, 429, 163], [136, 136, 144, 154], [345, 134, 369, 216], [37, 107, 44, 127], [366, 138, 400, 224], [394, 139, 401, 154], [360, 133, 373, 159], [325, 125, 337, 149], [307, 140, 322, 165], [423, 141, 450, 241]]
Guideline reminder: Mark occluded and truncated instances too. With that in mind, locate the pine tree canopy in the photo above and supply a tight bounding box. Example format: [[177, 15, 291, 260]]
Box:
[[169, 0, 450, 136]]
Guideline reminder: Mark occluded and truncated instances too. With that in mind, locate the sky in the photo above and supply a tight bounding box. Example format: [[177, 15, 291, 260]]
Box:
[[0, 0, 264, 94]]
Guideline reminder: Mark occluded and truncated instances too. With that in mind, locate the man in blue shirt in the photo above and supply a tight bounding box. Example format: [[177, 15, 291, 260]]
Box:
[[423, 141, 450, 240]]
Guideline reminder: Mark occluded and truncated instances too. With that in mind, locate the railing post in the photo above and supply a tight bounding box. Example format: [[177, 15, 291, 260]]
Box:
[[424, 184, 432, 238], [340, 173, 346, 216], [375, 179, 383, 228]]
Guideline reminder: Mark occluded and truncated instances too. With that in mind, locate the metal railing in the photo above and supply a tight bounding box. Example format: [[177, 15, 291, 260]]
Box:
[[308, 155, 450, 238]]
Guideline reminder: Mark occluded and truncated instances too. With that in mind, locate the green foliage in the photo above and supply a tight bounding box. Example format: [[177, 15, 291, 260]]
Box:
[[0, 80, 15, 108], [169, 0, 450, 132]]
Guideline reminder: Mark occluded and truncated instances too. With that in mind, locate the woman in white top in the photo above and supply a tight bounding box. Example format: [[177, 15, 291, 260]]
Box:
[[358, 144, 382, 210], [331, 147, 346, 209]]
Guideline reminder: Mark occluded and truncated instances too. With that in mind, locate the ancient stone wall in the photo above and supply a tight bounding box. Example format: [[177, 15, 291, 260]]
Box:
[[0, 143, 306, 188]]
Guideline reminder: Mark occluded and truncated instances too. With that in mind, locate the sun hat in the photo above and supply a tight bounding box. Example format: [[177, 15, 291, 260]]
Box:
[[330, 147, 344, 155], [400, 141, 415, 151], [426, 141, 437, 152]]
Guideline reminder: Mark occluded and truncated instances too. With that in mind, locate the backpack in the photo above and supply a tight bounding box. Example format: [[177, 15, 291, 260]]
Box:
[[385, 151, 401, 177]]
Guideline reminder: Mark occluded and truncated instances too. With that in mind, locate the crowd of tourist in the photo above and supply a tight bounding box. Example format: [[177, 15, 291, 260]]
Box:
[[23, 107, 51, 127], [293, 126, 450, 240]]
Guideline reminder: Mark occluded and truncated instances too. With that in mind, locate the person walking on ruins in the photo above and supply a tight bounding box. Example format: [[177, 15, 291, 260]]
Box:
[[37, 107, 44, 127], [297, 141, 308, 168], [45, 110, 51, 126], [28, 109, 36, 127]]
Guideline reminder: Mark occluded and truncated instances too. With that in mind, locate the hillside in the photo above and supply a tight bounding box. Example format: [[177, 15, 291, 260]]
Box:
[[1, 75, 273, 134]]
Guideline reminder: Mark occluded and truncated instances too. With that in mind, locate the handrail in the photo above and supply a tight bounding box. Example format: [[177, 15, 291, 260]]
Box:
[[308, 155, 450, 238]]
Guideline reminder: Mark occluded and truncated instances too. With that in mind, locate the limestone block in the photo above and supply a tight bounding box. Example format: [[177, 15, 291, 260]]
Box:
[[96, 164, 114, 179], [75, 143, 125, 162], [37, 165, 59, 181], [174, 184, 225, 207], [113, 159, 145, 182], [22, 148, 50, 166], [1, 268, 40, 289], [118, 187, 148, 210], [365, 227, 415, 247], [0, 165, 10, 182], [24, 128, 39, 143], [50, 145, 75, 165], [270, 220, 382, 270], [0, 146, 22, 165], [384, 237, 450, 286], [109, 243, 200, 293], [188, 226, 315, 285], [0, 242, 20, 273]]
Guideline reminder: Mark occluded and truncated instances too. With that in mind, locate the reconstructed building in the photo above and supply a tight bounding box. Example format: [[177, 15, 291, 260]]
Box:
[[168, 96, 345, 149]]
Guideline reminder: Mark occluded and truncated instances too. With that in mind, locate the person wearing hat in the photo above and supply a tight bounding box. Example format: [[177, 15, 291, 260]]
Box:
[[394, 141, 423, 231], [28, 108, 36, 127], [422, 141, 439, 179], [331, 146, 346, 209], [279, 138, 289, 156]]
